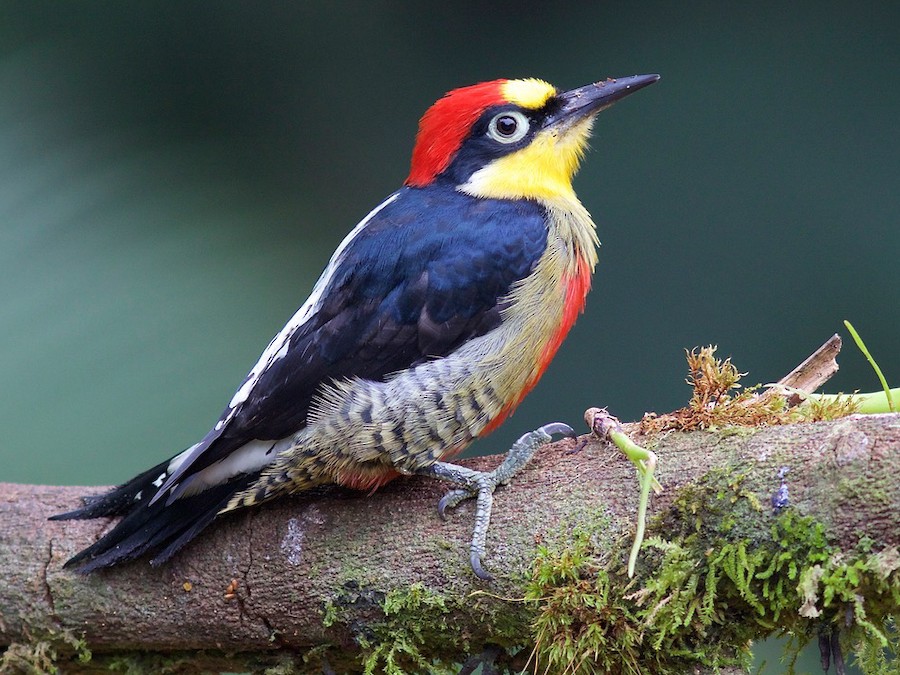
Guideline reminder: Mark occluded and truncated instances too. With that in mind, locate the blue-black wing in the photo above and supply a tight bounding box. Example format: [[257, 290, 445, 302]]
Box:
[[222, 184, 548, 444]]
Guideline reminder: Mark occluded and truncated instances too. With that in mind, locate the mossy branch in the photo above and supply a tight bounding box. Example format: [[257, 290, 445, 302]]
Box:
[[2, 411, 899, 674]]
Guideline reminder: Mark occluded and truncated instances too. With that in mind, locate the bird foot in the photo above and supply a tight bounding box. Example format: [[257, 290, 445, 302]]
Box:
[[419, 422, 575, 580]]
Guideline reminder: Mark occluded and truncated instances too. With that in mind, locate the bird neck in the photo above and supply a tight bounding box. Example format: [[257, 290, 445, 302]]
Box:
[[542, 194, 600, 277]]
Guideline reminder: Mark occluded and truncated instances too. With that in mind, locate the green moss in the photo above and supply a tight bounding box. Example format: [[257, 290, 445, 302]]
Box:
[[318, 581, 490, 674], [1, 641, 60, 674], [321, 597, 340, 628], [527, 467, 900, 674], [0, 628, 92, 674], [837, 474, 891, 507], [434, 538, 454, 551], [316, 571, 549, 674]]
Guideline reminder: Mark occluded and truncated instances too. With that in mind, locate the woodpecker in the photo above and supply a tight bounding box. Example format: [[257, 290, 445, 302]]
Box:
[[53, 74, 659, 579]]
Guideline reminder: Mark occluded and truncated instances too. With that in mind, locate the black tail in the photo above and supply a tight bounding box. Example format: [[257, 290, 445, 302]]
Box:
[[51, 459, 173, 521], [51, 461, 256, 573]]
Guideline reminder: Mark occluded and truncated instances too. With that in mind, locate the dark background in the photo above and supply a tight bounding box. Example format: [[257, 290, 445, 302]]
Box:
[[1, 3, 897, 672]]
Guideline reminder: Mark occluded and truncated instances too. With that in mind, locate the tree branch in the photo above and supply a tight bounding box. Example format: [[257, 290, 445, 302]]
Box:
[[2, 413, 899, 673]]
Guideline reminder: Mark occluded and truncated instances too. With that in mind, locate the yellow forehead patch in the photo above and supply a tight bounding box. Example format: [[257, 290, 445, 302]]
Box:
[[501, 78, 556, 110]]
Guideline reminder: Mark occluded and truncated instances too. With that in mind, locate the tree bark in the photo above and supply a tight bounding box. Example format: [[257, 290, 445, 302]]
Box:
[[1, 414, 898, 674]]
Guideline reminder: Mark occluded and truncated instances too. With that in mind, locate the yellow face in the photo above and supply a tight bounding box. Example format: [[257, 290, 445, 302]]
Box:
[[460, 78, 594, 202], [460, 118, 593, 201]]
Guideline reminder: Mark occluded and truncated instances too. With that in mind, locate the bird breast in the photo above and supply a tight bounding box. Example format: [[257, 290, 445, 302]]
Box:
[[265, 197, 598, 491]]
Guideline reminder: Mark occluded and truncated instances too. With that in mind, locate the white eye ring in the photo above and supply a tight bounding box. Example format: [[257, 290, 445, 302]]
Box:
[[487, 111, 530, 144]]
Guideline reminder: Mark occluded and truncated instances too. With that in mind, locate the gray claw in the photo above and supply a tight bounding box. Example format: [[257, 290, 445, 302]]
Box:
[[437, 493, 453, 519], [539, 422, 576, 439], [438, 489, 469, 519], [470, 550, 493, 581]]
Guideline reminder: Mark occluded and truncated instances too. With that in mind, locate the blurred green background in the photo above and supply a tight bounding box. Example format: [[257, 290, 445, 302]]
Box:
[[1, 2, 897, 672]]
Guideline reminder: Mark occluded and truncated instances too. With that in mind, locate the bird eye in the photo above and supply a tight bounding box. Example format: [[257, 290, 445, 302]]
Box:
[[487, 111, 530, 144]]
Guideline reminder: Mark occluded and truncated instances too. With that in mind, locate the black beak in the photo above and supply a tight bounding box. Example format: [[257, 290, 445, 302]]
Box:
[[546, 74, 660, 129]]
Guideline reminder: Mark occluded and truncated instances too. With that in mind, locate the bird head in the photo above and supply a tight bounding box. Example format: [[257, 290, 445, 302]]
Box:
[[405, 75, 659, 201]]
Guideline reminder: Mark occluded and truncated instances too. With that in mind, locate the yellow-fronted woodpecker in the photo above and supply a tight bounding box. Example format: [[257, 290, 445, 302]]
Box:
[[53, 74, 659, 579]]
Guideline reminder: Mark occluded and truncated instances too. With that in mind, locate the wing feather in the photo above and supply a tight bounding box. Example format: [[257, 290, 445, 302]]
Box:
[[158, 185, 548, 495]]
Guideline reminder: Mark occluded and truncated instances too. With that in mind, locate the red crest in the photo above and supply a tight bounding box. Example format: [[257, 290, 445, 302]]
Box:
[[405, 80, 507, 187]]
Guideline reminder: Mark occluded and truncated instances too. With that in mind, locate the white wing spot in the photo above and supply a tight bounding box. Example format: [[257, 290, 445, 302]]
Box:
[[152, 472, 166, 488], [134, 490, 143, 501]]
